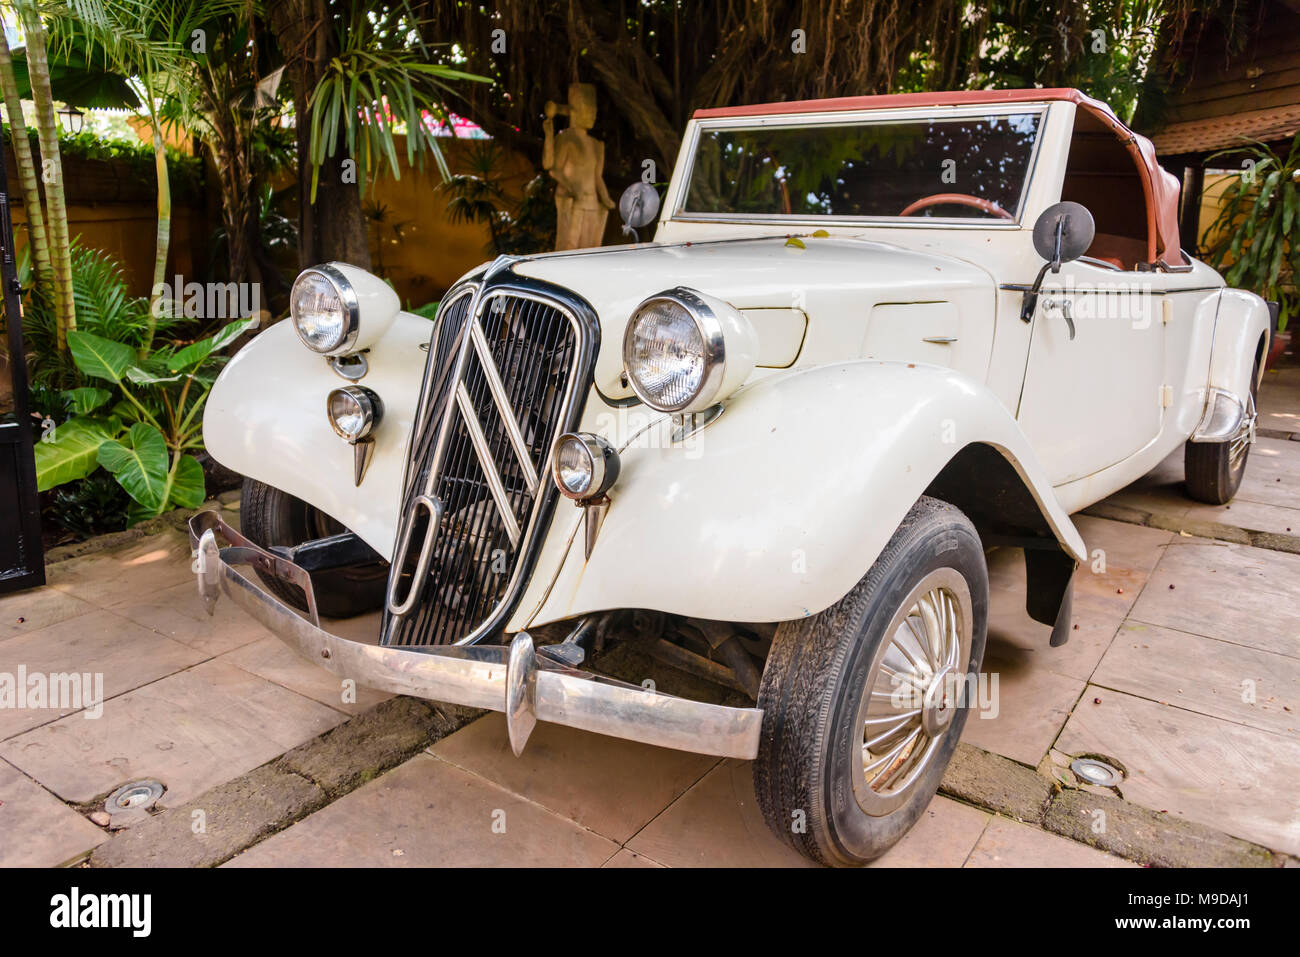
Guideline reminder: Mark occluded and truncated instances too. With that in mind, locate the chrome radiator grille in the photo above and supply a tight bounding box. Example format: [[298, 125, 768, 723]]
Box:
[[382, 281, 592, 647]]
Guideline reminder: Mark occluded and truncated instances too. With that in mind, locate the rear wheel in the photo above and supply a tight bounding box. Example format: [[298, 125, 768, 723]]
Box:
[[1184, 363, 1259, 505], [753, 496, 988, 866], [240, 478, 388, 619]]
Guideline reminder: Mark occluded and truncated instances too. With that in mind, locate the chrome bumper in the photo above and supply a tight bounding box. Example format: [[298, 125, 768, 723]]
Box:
[[188, 512, 762, 760]]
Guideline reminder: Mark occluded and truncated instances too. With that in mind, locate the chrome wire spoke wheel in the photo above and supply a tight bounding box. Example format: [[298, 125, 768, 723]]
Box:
[[851, 567, 973, 817], [1228, 390, 1257, 473]]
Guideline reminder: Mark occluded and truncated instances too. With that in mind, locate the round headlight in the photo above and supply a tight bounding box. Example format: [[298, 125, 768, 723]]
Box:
[[327, 386, 382, 442], [291, 265, 359, 355], [622, 287, 756, 414], [552, 432, 620, 501]]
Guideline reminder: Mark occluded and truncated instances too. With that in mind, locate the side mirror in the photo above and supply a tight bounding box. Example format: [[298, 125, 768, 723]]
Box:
[[618, 182, 660, 241], [1020, 202, 1096, 325], [1032, 201, 1095, 267]]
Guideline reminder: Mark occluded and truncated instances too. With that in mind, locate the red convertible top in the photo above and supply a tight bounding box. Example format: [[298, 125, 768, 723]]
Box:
[[693, 89, 1185, 266]]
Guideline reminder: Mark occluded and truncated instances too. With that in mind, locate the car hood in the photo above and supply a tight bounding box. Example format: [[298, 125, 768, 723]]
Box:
[[510, 235, 992, 399]]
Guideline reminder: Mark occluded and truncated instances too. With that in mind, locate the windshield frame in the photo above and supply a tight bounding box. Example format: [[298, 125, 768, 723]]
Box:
[[671, 104, 1049, 229]]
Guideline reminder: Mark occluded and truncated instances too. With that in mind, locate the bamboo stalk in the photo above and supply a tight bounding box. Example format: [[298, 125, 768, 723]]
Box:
[[0, 27, 51, 289], [18, 5, 75, 351], [144, 113, 170, 352]]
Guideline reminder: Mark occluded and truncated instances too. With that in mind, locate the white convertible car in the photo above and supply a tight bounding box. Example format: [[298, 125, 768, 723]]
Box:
[[193, 88, 1268, 866]]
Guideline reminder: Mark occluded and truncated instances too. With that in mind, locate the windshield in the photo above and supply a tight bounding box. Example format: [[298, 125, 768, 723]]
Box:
[[682, 111, 1043, 221]]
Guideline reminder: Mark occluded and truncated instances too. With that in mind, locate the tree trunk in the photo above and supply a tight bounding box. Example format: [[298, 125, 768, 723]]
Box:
[[309, 150, 371, 267], [19, 9, 73, 351], [0, 29, 51, 290], [270, 0, 371, 270]]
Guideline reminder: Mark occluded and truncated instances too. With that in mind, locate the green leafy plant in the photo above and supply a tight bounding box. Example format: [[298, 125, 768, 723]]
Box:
[[1202, 135, 1300, 333], [21, 240, 159, 393], [441, 141, 557, 256], [304, 0, 489, 202], [43, 470, 133, 539], [28, 250, 253, 523]]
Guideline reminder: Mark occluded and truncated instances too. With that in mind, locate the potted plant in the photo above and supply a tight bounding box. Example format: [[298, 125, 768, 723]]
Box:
[[1202, 134, 1299, 368]]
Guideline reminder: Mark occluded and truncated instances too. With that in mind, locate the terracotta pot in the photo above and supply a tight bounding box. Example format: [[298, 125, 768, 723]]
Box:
[[1265, 329, 1289, 370]]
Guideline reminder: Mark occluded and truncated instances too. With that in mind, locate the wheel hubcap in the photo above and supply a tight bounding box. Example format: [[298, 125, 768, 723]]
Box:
[[851, 568, 973, 817], [1229, 390, 1257, 474]]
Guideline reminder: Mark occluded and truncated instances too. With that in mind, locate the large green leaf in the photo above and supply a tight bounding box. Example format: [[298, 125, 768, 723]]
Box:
[[67, 330, 136, 384], [167, 317, 256, 372], [61, 386, 112, 414], [124, 365, 182, 385], [97, 423, 169, 513], [33, 417, 115, 491], [164, 454, 206, 510]]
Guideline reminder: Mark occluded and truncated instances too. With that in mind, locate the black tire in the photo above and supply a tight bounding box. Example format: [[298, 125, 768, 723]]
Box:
[[1184, 361, 1259, 505], [240, 478, 388, 619], [753, 496, 989, 867]]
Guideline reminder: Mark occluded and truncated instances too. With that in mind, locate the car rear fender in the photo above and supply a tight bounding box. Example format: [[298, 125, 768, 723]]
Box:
[[1209, 288, 1270, 397]]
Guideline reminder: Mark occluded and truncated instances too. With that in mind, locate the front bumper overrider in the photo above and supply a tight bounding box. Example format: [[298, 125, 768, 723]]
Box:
[[188, 511, 762, 760]]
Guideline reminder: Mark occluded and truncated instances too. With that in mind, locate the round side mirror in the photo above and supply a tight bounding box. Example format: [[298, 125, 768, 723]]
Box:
[[1032, 201, 1095, 264], [618, 182, 660, 230]]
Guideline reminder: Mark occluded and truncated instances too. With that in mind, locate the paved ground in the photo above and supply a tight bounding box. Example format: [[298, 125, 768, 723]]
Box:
[[2, 362, 1297, 868]]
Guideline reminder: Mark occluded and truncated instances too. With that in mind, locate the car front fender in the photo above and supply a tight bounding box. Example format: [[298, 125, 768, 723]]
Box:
[[514, 360, 1086, 629], [202, 314, 431, 557]]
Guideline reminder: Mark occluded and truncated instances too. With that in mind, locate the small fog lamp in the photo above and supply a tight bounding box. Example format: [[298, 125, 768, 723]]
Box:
[[327, 386, 382, 443], [552, 432, 620, 501]]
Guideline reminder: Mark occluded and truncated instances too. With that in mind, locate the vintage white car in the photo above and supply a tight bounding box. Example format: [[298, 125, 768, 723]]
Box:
[[193, 88, 1268, 866]]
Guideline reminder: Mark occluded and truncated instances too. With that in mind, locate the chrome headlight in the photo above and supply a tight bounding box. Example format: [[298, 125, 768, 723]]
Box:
[[552, 432, 620, 501], [291, 264, 359, 355], [327, 386, 382, 442], [622, 287, 757, 413]]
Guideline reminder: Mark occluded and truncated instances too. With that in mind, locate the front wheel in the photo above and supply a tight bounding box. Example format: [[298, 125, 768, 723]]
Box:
[[240, 478, 388, 619], [753, 496, 988, 866]]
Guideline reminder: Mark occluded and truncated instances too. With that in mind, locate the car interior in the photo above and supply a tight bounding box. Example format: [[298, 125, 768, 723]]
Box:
[[1060, 107, 1152, 270]]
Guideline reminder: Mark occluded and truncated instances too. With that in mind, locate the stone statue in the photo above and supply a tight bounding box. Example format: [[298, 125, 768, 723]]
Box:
[[543, 83, 614, 250]]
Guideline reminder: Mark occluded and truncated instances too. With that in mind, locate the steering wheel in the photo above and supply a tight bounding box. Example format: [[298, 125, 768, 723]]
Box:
[[899, 193, 1014, 221]]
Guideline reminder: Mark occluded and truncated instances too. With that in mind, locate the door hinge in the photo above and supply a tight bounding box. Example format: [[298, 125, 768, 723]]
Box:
[[1160, 384, 1173, 407]]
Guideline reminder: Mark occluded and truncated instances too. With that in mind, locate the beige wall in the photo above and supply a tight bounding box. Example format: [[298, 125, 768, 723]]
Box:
[[10, 202, 199, 296], [5, 135, 540, 309], [364, 136, 538, 309]]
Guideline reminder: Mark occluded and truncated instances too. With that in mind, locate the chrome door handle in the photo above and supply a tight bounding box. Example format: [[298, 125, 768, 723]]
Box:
[[922, 336, 958, 344], [1041, 297, 1076, 341]]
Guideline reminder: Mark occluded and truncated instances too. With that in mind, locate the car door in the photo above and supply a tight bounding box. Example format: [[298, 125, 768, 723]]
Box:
[[1015, 260, 1164, 486]]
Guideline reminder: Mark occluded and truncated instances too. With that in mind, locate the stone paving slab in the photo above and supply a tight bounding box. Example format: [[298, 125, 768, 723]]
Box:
[[1094, 621, 1300, 737], [224, 752, 620, 867], [0, 657, 345, 806], [0, 587, 97, 642], [1055, 685, 1300, 856], [1258, 366, 1300, 435], [0, 758, 106, 867], [429, 714, 720, 844], [0, 608, 208, 740], [984, 516, 1172, 683], [959, 644, 1084, 766], [44, 529, 196, 609], [602, 848, 665, 868], [624, 757, 991, 868], [1128, 540, 1300, 659], [113, 580, 269, 658], [965, 815, 1136, 868], [221, 636, 392, 716]]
